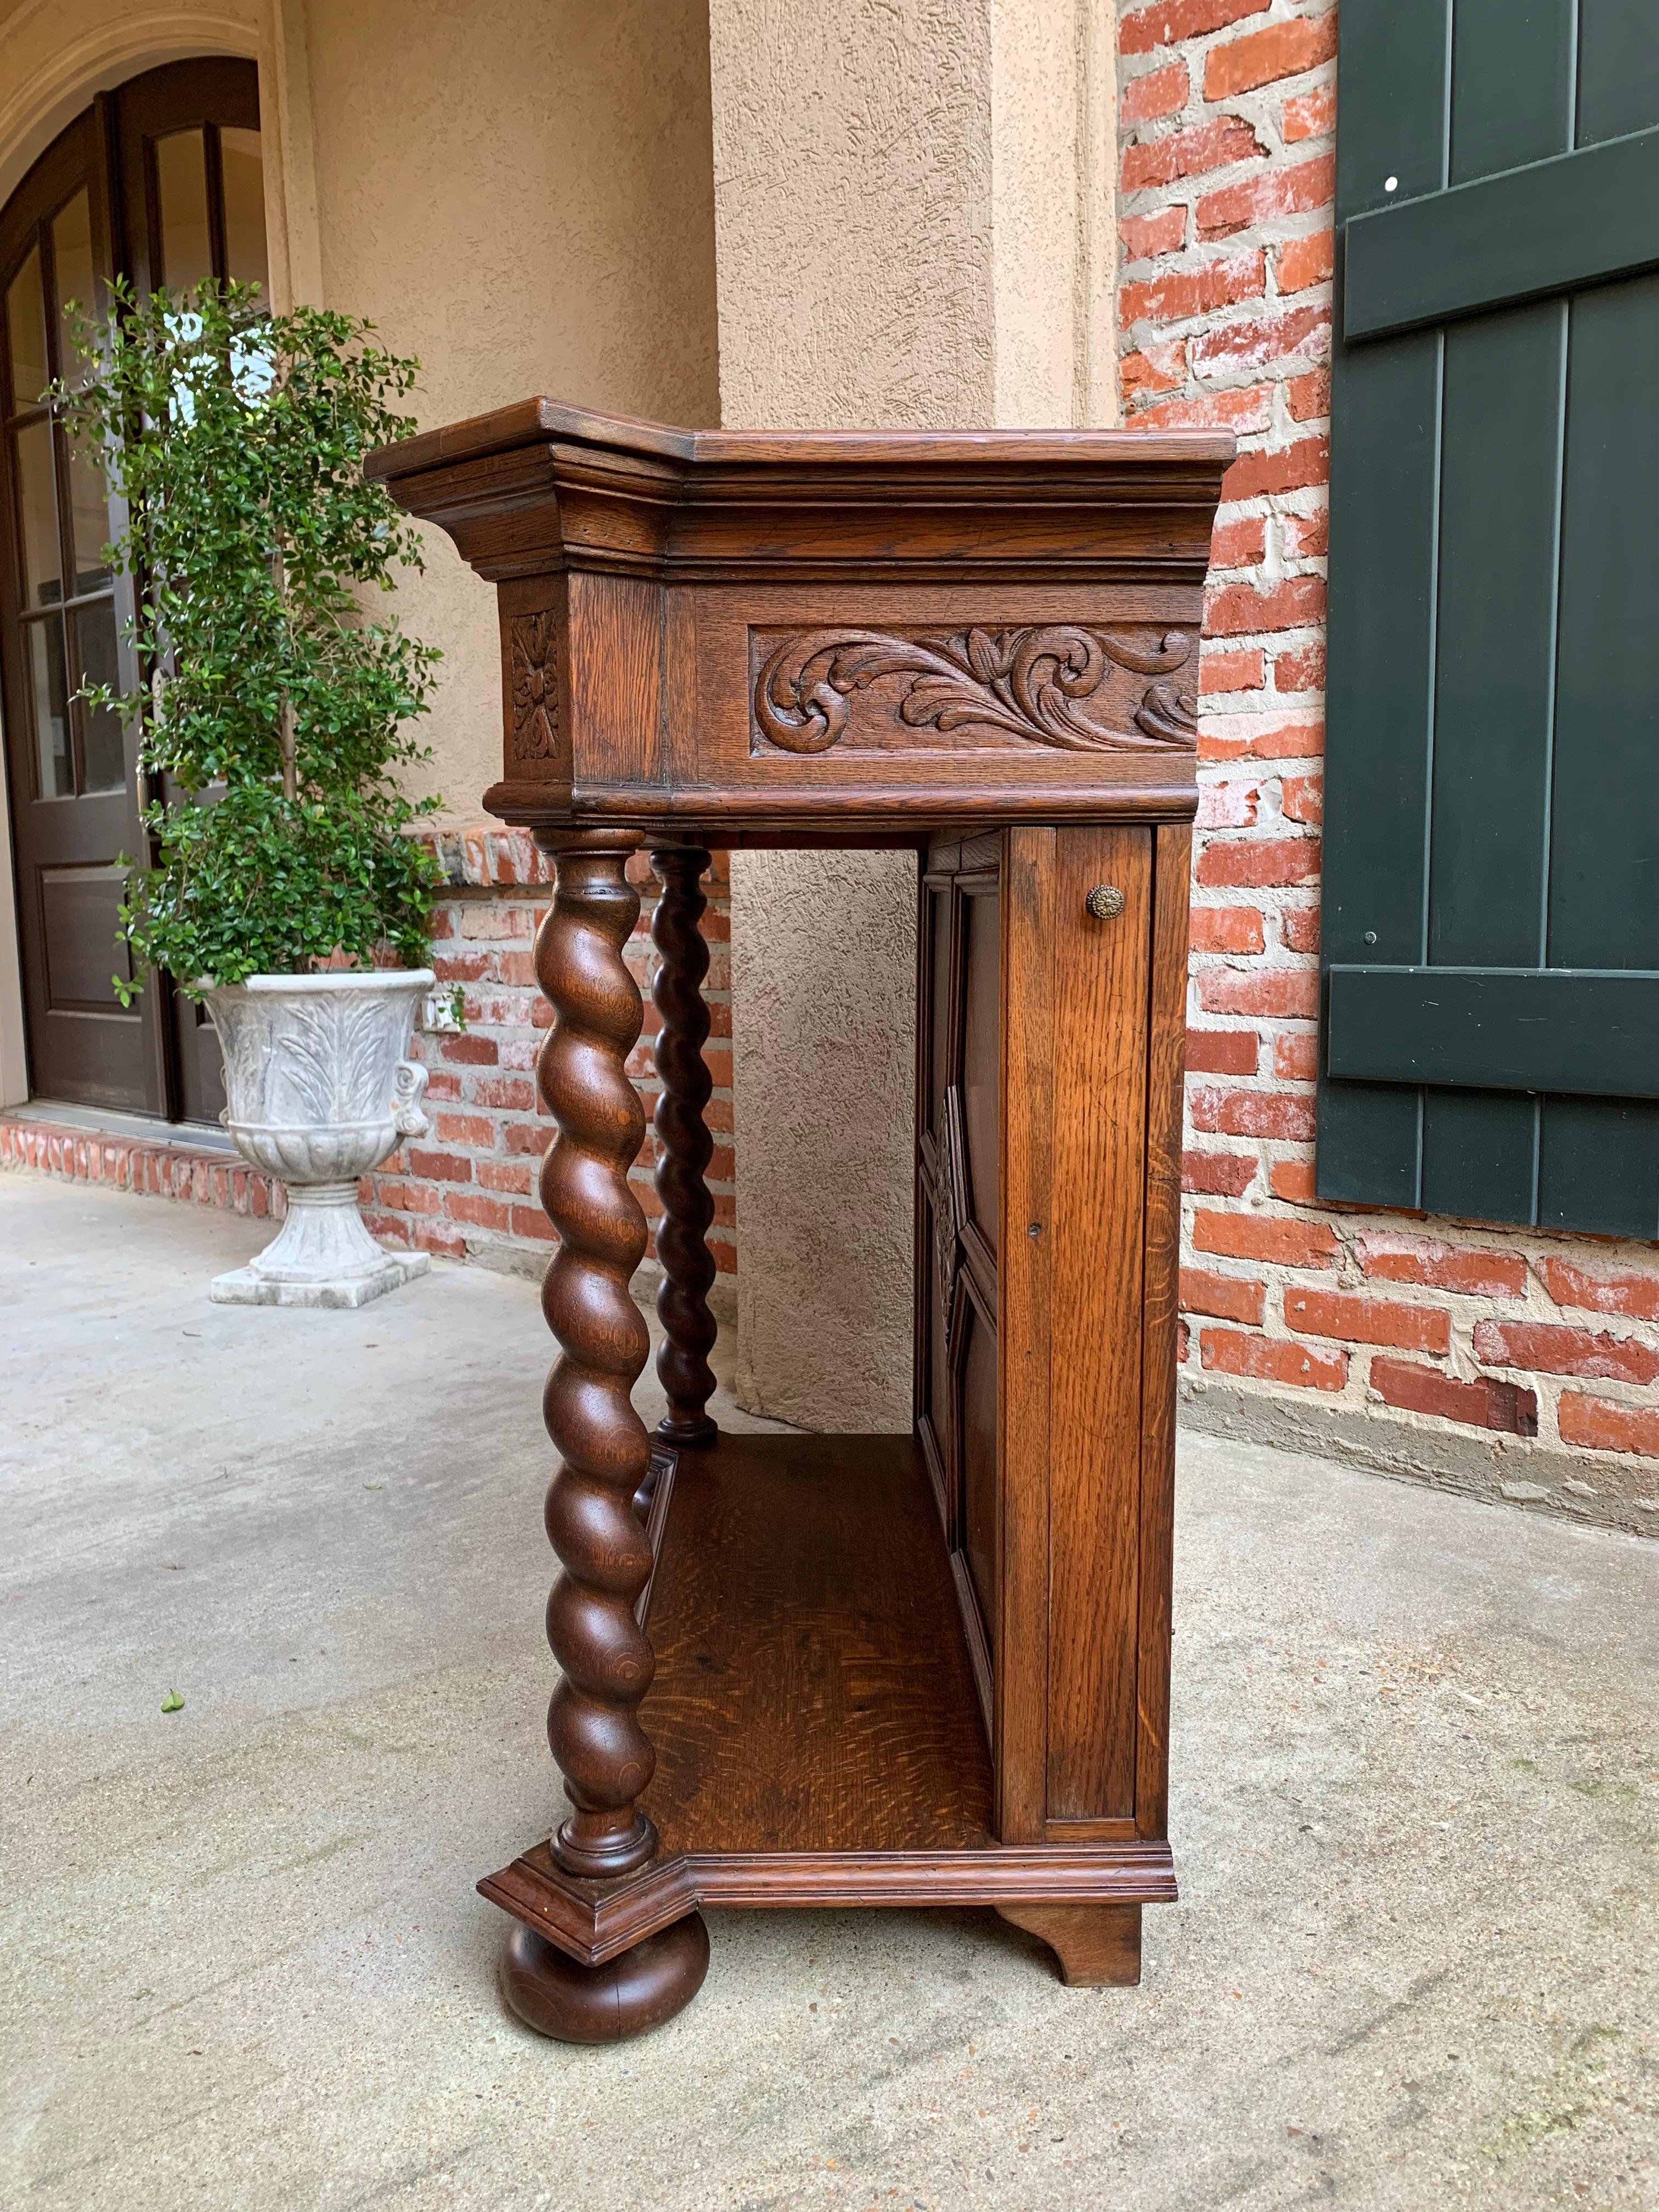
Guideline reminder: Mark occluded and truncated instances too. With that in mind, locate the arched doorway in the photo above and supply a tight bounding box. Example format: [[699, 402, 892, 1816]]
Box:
[[0, 58, 268, 1123]]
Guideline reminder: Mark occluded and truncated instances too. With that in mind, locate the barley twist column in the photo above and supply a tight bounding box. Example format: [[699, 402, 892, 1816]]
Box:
[[534, 830, 658, 1879], [650, 847, 720, 1447]]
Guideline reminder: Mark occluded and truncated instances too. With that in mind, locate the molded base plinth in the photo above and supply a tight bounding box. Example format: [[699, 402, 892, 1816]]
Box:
[[210, 1249, 429, 1307], [996, 1900, 1142, 1987], [499, 1912, 710, 2042]]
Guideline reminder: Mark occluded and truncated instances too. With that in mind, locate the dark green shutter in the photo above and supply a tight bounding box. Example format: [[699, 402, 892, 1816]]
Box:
[[1320, 0, 1659, 1239]]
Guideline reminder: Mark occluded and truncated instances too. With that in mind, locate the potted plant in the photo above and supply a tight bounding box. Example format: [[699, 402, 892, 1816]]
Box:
[[60, 281, 448, 1307]]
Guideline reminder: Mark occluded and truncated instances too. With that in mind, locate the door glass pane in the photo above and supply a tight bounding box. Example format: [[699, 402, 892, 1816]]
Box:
[[51, 188, 95, 387], [66, 439, 111, 594], [156, 130, 212, 293], [26, 615, 72, 796], [72, 597, 124, 789], [219, 127, 268, 296], [14, 417, 60, 607], [5, 242, 49, 411]]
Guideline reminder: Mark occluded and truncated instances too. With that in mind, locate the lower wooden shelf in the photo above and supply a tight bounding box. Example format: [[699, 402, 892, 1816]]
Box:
[[480, 1431, 1176, 1968]]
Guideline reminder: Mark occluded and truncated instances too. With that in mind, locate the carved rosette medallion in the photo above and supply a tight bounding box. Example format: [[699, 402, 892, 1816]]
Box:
[[751, 624, 1197, 757], [510, 611, 561, 763]]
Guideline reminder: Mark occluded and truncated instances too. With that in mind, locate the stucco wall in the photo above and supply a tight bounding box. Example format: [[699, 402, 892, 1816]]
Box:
[[709, 0, 1118, 1430], [300, 0, 720, 822]]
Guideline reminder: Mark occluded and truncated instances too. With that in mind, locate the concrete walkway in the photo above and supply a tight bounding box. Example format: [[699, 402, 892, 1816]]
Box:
[[2, 1175, 1655, 2211]]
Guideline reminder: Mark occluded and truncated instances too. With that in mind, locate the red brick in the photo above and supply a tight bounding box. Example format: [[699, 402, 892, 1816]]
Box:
[[1206, 575, 1326, 639], [372, 1178, 442, 1217], [1197, 776, 1261, 829], [1288, 1288, 1451, 1355], [1200, 713, 1323, 762], [1370, 1357, 1538, 1438], [1191, 302, 1330, 379], [435, 1111, 495, 1148], [1280, 773, 1323, 824], [499, 951, 539, 988], [1473, 1320, 1659, 1387], [1278, 229, 1335, 296], [1122, 60, 1189, 126], [1221, 434, 1329, 503], [424, 1069, 462, 1102], [1286, 368, 1331, 423], [1200, 645, 1266, 695], [461, 904, 532, 940], [1274, 1031, 1319, 1082], [477, 1158, 535, 1196], [1357, 1233, 1528, 1301], [413, 1221, 468, 1260], [1535, 1256, 1659, 1323], [1274, 640, 1326, 693], [1121, 0, 1268, 58], [441, 1033, 499, 1066], [1284, 84, 1337, 143], [1121, 338, 1188, 402], [1202, 1326, 1347, 1391], [1558, 1393, 1659, 1459], [1269, 1158, 1317, 1203], [444, 1190, 512, 1233], [405, 1148, 472, 1184], [1190, 906, 1266, 956], [1210, 514, 1267, 568], [1121, 208, 1188, 266], [1197, 155, 1336, 242], [1195, 836, 1321, 889], [428, 908, 455, 940], [1181, 1266, 1266, 1325], [509, 1204, 557, 1243], [470, 1074, 537, 1112], [1282, 509, 1329, 558], [1190, 1085, 1316, 1141], [1183, 1148, 1259, 1198], [1192, 1208, 1339, 1267], [1186, 1024, 1260, 1073], [504, 1120, 549, 1156], [432, 950, 493, 984], [1281, 907, 1321, 953], [1204, 13, 1338, 99], [1195, 964, 1319, 1019], [1122, 249, 1266, 330], [1123, 117, 1264, 196], [1132, 383, 1276, 435]]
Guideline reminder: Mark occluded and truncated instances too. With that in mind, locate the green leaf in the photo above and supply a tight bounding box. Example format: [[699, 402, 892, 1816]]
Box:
[[160, 1689, 185, 1713]]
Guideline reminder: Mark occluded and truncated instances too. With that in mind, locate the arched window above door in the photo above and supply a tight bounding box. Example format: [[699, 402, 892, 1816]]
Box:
[[0, 58, 267, 1121]]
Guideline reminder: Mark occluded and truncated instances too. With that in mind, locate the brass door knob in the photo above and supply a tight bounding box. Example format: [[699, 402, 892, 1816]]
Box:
[[1085, 884, 1125, 920]]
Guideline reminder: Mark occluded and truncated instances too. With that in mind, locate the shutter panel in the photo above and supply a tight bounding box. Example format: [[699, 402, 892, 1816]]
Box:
[[1320, 0, 1659, 1239]]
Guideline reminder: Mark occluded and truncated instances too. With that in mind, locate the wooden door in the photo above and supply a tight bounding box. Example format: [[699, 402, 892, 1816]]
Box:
[[0, 60, 265, 1120], [918, 823, 1190, 1849]]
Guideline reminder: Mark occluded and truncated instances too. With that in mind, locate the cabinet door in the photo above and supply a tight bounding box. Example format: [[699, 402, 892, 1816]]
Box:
[[997, 824, 1189, 1846], [916, 834, 1003, 1733]]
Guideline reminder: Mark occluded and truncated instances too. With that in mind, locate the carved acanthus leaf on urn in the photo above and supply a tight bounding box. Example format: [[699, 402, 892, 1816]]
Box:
[[752, 624, 1197, 757], [510, 611, 561, 763]]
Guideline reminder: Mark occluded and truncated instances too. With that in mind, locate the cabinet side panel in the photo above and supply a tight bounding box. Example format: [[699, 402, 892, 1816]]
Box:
[[1046, 826, 1153, 1822], [1136, 824, 1190, 1841], [996, 827, 1056, 1842]]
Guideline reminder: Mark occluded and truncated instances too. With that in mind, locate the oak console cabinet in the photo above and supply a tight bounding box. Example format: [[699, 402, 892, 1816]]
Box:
[[368, 405, 1232, 2041]]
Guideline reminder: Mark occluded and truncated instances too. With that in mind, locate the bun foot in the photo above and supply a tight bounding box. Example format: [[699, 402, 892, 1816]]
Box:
[[499, 1912, 710, 2042], [996, 1901, 1142, 1987]]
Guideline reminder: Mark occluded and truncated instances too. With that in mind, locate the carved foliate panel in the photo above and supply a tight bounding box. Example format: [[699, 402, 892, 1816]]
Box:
[[509, 611, 562, 764], [750, 624, 1197, 759]]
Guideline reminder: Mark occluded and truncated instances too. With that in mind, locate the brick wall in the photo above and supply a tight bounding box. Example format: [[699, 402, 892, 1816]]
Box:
[[1116, 0, 1659, 1528], [360, 828, 737, 1284]]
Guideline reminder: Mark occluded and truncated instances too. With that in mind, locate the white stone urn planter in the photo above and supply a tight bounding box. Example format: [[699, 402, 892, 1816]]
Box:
[[204, 968, 436, 1308]]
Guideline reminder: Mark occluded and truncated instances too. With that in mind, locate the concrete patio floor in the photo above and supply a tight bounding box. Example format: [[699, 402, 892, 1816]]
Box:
[[2, 1174, 1655, 2211]]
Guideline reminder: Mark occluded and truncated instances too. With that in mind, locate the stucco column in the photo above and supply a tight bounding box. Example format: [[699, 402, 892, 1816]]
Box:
[[710, 0, 1117, 1430]]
